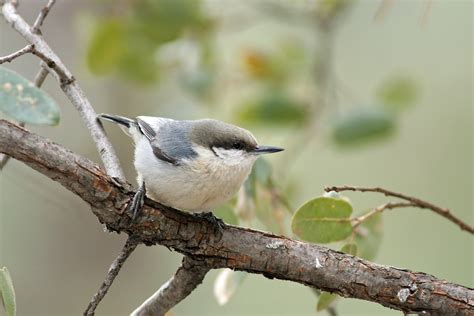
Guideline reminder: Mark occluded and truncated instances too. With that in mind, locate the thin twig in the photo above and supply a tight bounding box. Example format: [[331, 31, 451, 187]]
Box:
[[131, 257, 210, 316], [84, 237, 139, 316], [0, 44, 34, 64], [1, 0, 125, 180], [31, 0, 56, 34], [325, 186, 474, 234], [0, 65, 49, 170], [352, 201, 416, 229]]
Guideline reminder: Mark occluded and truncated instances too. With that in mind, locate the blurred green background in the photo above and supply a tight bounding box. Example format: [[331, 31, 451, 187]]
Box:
[[0, 0, 472, 315]]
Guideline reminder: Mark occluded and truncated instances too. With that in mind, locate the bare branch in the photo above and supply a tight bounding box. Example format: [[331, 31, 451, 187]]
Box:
[[1, 120, 472, 315], [352, 202, 415, 229], [84, 237, 139, 316], [0, 44, 34, 64], [131, 257, 210, 316], [32, 0, 56, 34], [0, 65, 49, 170], [325, 185, 474, 234], [1, 0, 125, 180]]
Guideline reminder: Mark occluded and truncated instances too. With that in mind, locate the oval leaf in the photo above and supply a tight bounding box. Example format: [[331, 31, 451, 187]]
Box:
[[316, 292, 338, 312], [213, 269, 247, 306], [331, 107, 395, 146], [291, 197, 353, 243], [237, 89, 308, 126], [0, 267, 16, 316], [0, 66, 59, 125]]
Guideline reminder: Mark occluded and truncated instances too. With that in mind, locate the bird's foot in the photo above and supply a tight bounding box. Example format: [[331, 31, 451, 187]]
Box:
[[193, 211, 225, 235], [127, 182, 146, 222]]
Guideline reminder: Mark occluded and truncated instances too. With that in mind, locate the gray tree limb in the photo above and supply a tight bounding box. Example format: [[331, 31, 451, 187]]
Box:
[[1, 0, 125, 180], [1, 119, 472, 315], [131, 257, 210, 316]]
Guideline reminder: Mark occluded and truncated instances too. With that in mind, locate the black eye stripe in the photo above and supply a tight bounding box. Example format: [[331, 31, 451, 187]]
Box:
[[232, 142, 243, 150]]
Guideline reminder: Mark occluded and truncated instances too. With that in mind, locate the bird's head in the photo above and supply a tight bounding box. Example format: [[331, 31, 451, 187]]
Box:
[[188, 119, 283, 167]]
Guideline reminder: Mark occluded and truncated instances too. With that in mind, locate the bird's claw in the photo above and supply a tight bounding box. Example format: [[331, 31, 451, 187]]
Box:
[[128, 182, 146, 222], [194, 211, 225, 235]]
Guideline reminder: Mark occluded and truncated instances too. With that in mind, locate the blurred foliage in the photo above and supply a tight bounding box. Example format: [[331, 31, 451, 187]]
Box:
[[331, 107, 395, 146], [237, 88, 309, 126], [0, 67, 60, 125], [238, 158, 292, 233], [376, 76, 419, 111], [353, 212, 383, 261], [0, 267, 16, 316], [214, 204, 239, 226], [86, 0, 214, 84], [340, 243, 358, 256], [316, 292, 338, 312]]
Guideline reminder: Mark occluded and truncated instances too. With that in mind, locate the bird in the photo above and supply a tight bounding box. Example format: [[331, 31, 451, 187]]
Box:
[[99, 114, 283, 225]]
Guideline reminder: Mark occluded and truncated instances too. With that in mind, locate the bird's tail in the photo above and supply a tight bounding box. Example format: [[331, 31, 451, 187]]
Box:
[[99, 113, 135, 128]]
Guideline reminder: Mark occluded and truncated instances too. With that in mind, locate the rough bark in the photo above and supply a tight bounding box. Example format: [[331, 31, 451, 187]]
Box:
[[1, 119, 472, 315]]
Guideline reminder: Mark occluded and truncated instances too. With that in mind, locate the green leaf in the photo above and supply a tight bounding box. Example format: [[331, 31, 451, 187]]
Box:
[[86, 18, 125, 75], [237, 89, 308, 126], [213, 269, 247, 306], [0, 267, 16, 316], [354, 213, 383, 260], [316, 292, 338, 312], [291, 197, 353, 243], [214, 204, 239, 226], [331, 107, 395, 146], [0, 67, 60, 125], [341, 243, 358, 256], [376, 76, 418, 110], [132, 0, 205, 44]]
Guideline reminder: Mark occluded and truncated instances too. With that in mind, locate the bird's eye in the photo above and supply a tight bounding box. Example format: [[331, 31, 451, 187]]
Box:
[[232, 142, 243, 150]]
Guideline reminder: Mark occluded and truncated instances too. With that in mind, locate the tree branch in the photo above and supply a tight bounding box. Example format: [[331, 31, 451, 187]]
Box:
[[1, 119, 472, 315], [84, 237, 139, 316], [0, 44, 34, 64], [31, 0, 56, 34], [325, 186, 474, 234], [1, 0, 125, 180], [131, 257, 211, 316], [352, 201, 416, 229]]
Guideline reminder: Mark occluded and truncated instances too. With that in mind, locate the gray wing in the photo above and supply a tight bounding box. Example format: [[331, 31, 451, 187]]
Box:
[[136, 118, 197, 165]]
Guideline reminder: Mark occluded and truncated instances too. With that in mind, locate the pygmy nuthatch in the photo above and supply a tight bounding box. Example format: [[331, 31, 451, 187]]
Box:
[[99, 114, 283, 222]]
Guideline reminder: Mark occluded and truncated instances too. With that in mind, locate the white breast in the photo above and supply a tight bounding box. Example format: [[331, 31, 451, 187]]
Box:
[[134, 141, 257, 212]]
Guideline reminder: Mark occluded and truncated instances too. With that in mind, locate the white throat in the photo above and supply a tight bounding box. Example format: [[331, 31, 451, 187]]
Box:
[[211, 147, 252, 166]]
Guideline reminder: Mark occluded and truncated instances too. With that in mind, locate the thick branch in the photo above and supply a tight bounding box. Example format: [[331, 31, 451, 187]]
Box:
[[131, 257, 210, 316], [325, 186, 474, 234], [84, 237, 139, 316], [1, 0, 125, 180], [1, 119, 472, 315]]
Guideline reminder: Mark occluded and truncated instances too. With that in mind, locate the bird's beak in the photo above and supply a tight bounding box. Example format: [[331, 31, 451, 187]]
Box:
[[251, 145, 284, 155]]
